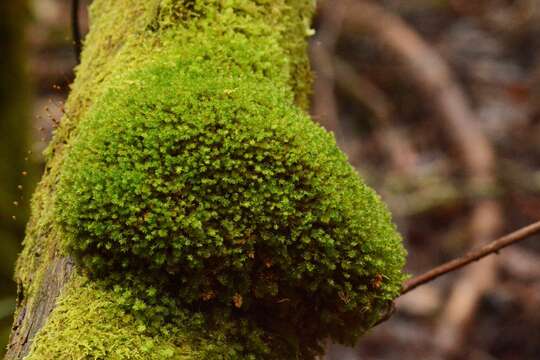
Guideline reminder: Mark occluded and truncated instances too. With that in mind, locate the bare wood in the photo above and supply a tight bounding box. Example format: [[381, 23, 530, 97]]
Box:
[[6, 257, 74, 359], [401, 220, 540, 294]]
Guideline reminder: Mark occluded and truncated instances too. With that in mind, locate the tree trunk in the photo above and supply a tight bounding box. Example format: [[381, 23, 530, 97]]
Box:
[[6, 1, 315, 358], [6, 1, 408, 359]]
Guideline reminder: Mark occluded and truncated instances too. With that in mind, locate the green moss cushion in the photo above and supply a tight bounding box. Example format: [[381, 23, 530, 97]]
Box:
[[54, 1, 406, 358]]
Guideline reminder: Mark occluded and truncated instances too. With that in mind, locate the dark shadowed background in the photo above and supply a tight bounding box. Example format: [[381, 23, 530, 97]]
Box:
[[1, 0, 539, 358]]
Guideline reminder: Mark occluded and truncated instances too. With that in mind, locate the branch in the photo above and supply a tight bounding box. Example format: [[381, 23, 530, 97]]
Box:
[[401, 220, 540, 295], [71, 0, 81, 63]]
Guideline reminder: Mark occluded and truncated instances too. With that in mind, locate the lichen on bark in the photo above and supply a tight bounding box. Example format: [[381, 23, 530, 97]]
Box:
[[10, 1, 406, 359]]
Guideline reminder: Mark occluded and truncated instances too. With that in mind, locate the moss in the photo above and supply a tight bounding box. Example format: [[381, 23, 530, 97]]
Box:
[[25, 276, 189, 360], [27, 275, 271, 359], [18, 1, 406, 359]]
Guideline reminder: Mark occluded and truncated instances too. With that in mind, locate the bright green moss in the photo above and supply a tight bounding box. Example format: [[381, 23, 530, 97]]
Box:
[[26, 1, 406, 359]]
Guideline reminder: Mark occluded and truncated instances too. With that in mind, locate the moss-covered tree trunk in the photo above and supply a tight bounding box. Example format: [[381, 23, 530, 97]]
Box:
[[7, 1, 406, 359], [6, 1, 314, 357]]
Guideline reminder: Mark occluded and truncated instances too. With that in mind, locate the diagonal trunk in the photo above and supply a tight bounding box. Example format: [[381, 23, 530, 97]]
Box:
[[6, 2, 407, 359], [6, 1, 314, 358]]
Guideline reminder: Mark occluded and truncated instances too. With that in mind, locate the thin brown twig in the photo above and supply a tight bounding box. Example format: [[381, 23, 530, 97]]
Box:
[[401, 220, 540, 295]]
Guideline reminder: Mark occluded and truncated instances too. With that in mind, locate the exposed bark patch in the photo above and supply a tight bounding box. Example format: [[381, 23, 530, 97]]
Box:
[[5, 257, 73, 360]]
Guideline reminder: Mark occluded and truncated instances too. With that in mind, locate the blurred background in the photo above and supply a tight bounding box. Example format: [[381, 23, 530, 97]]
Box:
[[1, 0, 539, 359]]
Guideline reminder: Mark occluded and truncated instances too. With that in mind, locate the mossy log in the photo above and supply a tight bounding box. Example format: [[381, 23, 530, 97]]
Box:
[[7, 1, 406, 359]]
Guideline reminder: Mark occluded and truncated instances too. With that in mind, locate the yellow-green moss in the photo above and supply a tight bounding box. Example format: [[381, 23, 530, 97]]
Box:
[[25, 276, 190, 360], [26, 275, 277, 359], [17, 1, 406, 359]]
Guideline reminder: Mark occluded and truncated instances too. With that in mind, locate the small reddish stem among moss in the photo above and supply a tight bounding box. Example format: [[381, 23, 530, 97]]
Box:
[[401, 220, 540, 295]]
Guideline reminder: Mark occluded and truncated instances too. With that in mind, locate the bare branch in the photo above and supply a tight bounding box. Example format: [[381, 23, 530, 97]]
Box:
[[401, 220, 540, 295]]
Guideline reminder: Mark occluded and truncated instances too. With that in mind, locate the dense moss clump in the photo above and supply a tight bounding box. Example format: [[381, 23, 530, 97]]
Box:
[[51, 0, 406, 358]]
